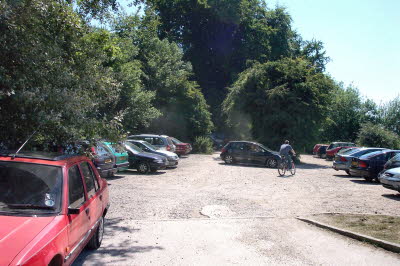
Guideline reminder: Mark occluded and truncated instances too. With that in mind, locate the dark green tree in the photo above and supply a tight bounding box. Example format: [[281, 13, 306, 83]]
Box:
[[356, 123, 400, 150], [223, 58, 336, 151]]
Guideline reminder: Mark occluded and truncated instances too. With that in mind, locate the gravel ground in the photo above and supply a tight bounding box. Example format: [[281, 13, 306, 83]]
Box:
[[74, 154, 400, 265]]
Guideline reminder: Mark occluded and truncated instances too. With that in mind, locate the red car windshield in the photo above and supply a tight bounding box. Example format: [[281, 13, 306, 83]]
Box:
[[0, 162, 63, 215]]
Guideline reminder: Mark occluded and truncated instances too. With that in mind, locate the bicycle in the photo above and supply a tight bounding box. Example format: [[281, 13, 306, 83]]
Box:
[[278, 155, 296, 176]]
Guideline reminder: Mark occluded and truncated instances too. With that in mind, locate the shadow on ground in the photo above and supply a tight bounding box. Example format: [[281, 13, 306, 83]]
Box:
[[381, 194, 400, 201], [73, 218, 164, 265], [296, 163, 331, 170], [350, 179, 379, 185], [217, 162, 275, 169]]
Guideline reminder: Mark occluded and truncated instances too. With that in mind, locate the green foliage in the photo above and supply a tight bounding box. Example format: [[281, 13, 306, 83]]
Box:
[[192, 136, 214, 154], [356, 123, 400, 150], [223, 57, 336, 151], [114, 13, 213, 141], [380, 96, 400, 135]]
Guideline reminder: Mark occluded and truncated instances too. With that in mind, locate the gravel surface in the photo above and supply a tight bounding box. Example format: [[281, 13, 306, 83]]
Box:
[[74, 154, 400, 265]]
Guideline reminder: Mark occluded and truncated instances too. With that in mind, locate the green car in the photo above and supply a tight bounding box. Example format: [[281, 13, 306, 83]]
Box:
[[102, 142, 130, 172]]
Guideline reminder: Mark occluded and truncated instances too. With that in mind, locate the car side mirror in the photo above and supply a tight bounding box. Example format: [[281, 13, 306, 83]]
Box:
[[68, 207, 80, 215]]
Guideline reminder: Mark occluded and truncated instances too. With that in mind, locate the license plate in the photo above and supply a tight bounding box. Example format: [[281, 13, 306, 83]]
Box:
[[352, 161, 357, 166], [105, 159, 112, 163], [120, 157, 126, 161]]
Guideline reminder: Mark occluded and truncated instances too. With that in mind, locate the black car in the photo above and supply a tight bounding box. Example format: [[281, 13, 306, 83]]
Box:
[[317, 145, 328, 159], [127, 139, 179, 167], [220, 141, 280, 168], [122, 142, 168, 174], [91, 142, 118, 178], [349, 150, 400, 181]]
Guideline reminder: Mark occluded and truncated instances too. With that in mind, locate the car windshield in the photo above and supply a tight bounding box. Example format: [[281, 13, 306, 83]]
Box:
[[124, 142, 143, 154], [0, 162, 62, 215], [258, 143, 274, 153], [360, 151, 385, 159], [172, 137, 183, 144], [351, 149, 384, 157], [140, 141, 158, 151]]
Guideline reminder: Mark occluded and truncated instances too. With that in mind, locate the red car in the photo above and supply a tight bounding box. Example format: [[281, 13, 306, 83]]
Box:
[[171, 137, 192, 156], [0, 151, 109, 266], [325, 142, 356, 160], [312, 144, 327, 156]]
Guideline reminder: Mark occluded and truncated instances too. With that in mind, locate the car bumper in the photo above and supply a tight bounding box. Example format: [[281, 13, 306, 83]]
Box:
[[332, 162, 349, 171], [98, 167, 118, 178], [167, 160, 179, 167], [349, 168, 370, 177], [149, 162, 167, 170], [116, 161, 130, 172], [380, 177, 400, 192]]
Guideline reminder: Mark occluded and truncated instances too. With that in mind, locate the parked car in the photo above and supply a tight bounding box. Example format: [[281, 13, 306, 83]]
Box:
[[170, 137, 192, 156], [332, 147, 387, 175], [220, 141, 280, 168], [102, 142, 129, 172], [122, 142, 168, 173], [349, 150, 400, 181], [383, 153, 400, 171], [126, 139, 179, 168], [325, 142, 356, 160], [317, 145, 329, 159], [128, 134, 176, 152], [378, 167, 400, 193], [313, 144, 327, 156], [0, 151, 109, 265]]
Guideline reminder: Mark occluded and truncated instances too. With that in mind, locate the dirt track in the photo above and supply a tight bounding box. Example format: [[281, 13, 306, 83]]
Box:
[[74, 154, 400, 265]]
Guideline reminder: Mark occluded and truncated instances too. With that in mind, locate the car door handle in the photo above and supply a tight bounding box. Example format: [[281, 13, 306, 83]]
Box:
[[99, 195, 103, 201], [85, 208, 90, 215]]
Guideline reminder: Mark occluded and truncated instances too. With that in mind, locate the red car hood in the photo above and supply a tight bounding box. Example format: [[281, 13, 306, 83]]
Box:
[[0, 215, 55, 265]]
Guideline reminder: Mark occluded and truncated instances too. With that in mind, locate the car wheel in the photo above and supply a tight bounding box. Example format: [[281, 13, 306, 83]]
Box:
[[137, 162, 150, 174], [224, 155, 234, 164], [364, 176, 373, 182], [345, 170, 351, 176], [266, 158, 278, 168], [87, 216, 104, 250]]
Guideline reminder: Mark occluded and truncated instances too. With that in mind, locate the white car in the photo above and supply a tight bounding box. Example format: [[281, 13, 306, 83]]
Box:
[[379, 167, 400, 193]]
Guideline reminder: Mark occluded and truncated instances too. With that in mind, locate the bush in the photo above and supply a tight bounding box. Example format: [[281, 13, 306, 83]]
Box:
[[356, 123, 400, 149], [192, 136, 214, 154]]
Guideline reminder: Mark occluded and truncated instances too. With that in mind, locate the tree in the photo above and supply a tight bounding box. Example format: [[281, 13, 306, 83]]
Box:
[[356, 123, 400, 150], [113, 13, 213, 141], [380, 96, 400, 135], [223, 57, 336, 151]]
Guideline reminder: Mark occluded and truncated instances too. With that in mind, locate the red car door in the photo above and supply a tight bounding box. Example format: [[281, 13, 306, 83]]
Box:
[[79, 161, 103, 231], [66, 164, 91, 262]]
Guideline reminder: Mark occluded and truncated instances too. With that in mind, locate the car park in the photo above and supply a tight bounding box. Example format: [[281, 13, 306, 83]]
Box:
[[122, 142, 168, 174], [349, 150, 400, 181], [170, 137, 192, 156], [129, 134, 176, 152], [379, 167, 400, 193], [0, 151, 109, 266], [220, 141, 280, 168], [126, 139, 179, 168], [325, 142, 356, 160], [102, 142, 129, 172], [333, 148, 387, 175], [312, 144, 326, 156], [316, 144, 329, 159]]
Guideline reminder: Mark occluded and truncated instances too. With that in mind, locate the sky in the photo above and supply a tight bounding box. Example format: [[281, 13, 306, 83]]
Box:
[[118, 0, 399, 104], [267, 0, 400, 104]]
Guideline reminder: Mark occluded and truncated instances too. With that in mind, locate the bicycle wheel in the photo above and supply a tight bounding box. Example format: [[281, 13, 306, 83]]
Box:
[[290, 162, 296, 175], [278, 162, 286, 176]]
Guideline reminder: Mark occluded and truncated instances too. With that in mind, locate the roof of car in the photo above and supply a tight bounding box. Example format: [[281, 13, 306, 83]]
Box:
[[0, 151, 88, 166]]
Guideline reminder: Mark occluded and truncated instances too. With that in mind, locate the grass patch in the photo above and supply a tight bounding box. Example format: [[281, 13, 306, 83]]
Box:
[[312, 214, 400, 245]]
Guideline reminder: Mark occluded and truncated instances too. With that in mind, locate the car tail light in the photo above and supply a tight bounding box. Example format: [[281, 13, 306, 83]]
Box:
[[90, 147, 97, 155], [221, 147, 227, 153], [359, 160, 368, 168], [340, 157, 347, 162], [166, 145, 171, 151]]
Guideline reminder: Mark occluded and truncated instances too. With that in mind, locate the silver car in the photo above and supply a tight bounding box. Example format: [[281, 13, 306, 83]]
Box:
[[379, 167, 400, 193], [128, 134, 176, 152], [127, 139, 179, 167]]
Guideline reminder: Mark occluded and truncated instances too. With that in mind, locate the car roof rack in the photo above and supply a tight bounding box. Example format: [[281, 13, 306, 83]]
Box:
[[1, 151, 79, 161]]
